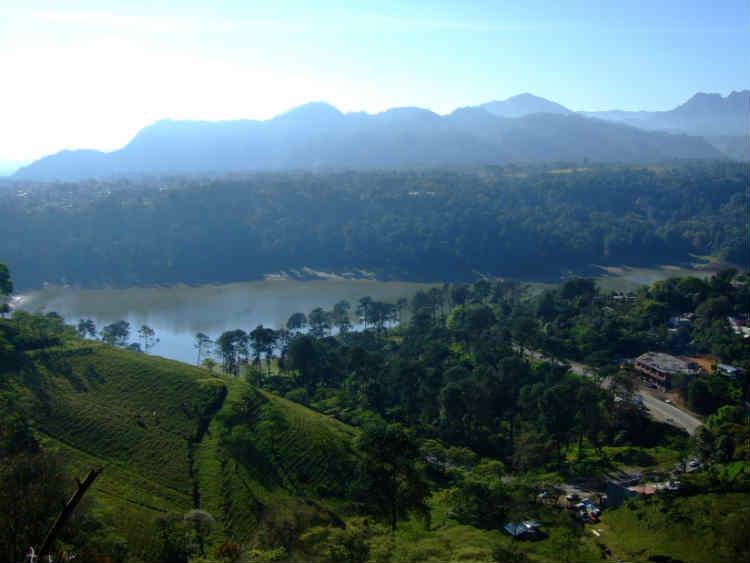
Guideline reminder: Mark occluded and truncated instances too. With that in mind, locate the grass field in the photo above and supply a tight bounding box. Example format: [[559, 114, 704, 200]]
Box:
[[355, 489, 603, 563], [595, 492, 750, 563]]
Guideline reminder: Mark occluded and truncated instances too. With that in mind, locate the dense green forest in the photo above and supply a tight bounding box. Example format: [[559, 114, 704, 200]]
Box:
[[219, 269, 749, 457], [1, 161, 746, 289], [2, 263, 748, 562]]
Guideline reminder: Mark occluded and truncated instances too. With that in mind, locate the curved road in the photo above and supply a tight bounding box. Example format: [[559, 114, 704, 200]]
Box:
[[519, 346, 703, 435], [635, 390, 702, 435]]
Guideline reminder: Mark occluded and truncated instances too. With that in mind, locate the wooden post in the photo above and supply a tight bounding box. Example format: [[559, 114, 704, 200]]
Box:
[[38, 467, 103, 560]]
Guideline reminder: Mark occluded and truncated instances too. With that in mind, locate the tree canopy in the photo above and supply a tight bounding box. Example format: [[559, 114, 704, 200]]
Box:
[[1, 162, 745, 289]]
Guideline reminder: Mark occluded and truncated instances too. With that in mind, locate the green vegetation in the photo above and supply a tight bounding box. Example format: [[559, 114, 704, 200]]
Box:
[[0, 287, 359, 561], [1, 262, 748, 561], [599, 493, 750, 563]]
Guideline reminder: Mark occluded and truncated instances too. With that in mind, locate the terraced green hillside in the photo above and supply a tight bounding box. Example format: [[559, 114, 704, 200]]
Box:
[[1, 334, 357, 558], [195, 379, 357, 548]]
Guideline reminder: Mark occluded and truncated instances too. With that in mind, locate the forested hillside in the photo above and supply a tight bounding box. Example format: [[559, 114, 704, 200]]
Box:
[[1, 161, 746, 289]]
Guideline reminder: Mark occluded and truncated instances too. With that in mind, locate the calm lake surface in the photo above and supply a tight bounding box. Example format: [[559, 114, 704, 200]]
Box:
[[16, 279, 434, 363]]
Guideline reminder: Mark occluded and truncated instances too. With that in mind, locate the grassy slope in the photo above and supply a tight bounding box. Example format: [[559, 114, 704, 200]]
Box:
[[195, 378, 357, 547], [597, 492, 750, 563], [3, 341, 357, 556], [358, 489, 603, 563]]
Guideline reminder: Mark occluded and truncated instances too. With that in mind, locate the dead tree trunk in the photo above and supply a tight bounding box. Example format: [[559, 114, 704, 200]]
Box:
[[39, 467, 103, 560]]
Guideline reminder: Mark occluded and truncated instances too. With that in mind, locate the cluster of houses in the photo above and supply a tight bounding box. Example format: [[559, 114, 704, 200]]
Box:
[[565, 493, 603, 523], [666, 308, 749, 340], [668, 312, 695, 329], [505, 470, 687, 540], [728, 315, 750, 339], [631, 351, 744, 391], [627, 306, 747, 390], [611, 292, 637, 303], [605, 478, 682, 508]]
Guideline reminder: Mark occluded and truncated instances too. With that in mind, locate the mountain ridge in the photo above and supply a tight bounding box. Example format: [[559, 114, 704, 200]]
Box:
[[14, 91, 744, 181], [583, 90, 748, 135]]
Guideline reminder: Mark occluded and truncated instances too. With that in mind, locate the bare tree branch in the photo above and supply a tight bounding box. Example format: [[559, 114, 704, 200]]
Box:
[[38, 467, 103, 560]]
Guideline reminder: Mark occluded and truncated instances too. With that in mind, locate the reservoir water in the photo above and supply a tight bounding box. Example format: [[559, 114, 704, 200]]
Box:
[[15, 279, 434, 364]]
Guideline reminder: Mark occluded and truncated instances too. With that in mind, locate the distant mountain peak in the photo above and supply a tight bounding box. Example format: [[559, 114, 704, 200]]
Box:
[[378, 106, 440, 119], [509, 92, 548, 101], [277, 101, 343, 121], [480, 93, 571, 118], [675, 90, 749, 114]]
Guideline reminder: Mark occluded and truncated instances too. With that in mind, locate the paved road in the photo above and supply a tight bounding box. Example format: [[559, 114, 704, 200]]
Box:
[[636, 390, 702, 435], [518, 346, 702, 435]]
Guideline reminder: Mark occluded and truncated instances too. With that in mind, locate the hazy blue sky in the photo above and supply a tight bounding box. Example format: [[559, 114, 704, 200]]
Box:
[[1, 0, 747, 162]]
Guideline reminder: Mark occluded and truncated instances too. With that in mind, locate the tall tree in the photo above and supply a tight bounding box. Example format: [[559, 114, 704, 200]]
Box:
[[216, 329, 247, 376], [76, 318, 97, 339], [100, 320, 130, 347], [286, 335, 320, 391], [574, 383, 604, 458], [332, 300, 352, 334], [352, 423, 428, 530], [0, 263, 12, 296], [262, 328, 278, 375], [194, 332, 212, 365], [539, 382, 577, 467], [250, 325, 278, 378], [286, 312, 307, 334], [138, 325, 157, 353], [357, 297, 374, 328], [451, 284, 470, 306], [396, 297, 408, 325], [429, 287, 445, 320], [308, 307, 331, 338], [370, 302, 396, 334], [0, 263, 13, 318], [276, 328, 290, 360]]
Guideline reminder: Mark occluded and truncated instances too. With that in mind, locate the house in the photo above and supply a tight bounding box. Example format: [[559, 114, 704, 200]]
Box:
[[633, 352, 701, 391], [605, 481, 639, 508], [565, 493, 580, 509], [606, 472, 642, 508], [727, 316, 750, 339], [631, 480, 682, 495], [573, 499, 602, 522], [504, 520, 541, 539], [668, 313, 694, 329], [716, 364, 744, 379], [628, 484, 658, 496], [536, 491, 556, 505]]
